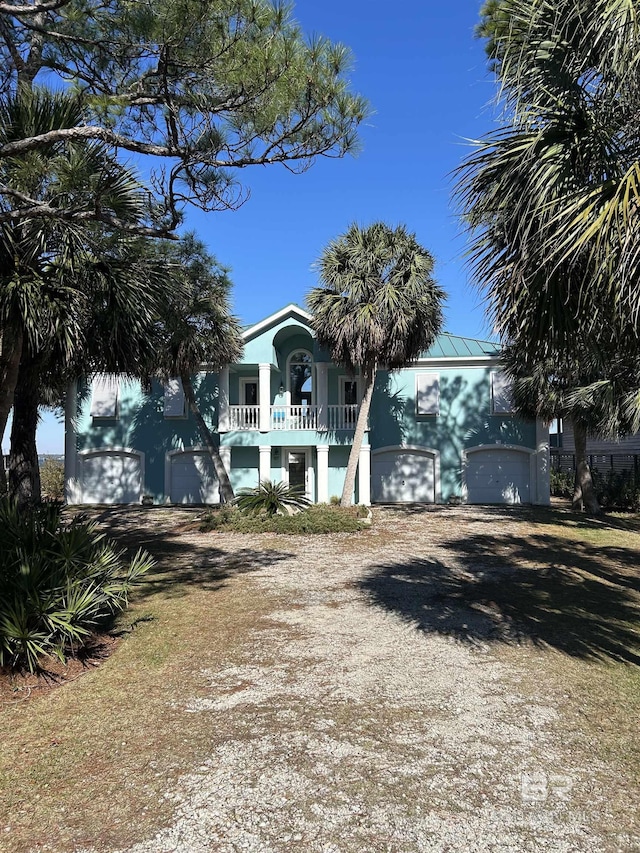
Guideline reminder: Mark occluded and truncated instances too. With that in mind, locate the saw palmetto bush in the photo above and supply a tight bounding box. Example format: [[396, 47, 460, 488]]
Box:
[[0, 499, 153, 672], [200, 503, 366, 534], [234, 479, 310, 517]]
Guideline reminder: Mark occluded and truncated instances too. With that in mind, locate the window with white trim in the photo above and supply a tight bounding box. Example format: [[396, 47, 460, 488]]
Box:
[[288, 350, 313, 405], [340, 377, 359, 406], [240, 377, 258, 406], [90, 374, 119, 419], [491, 371, 514, 414], [339, 376, 359, 425], [164, 377, 186, 418], [416, 373, 440, 416]]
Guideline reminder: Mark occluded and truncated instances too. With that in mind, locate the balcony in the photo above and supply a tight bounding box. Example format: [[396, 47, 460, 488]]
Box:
[[226, 404, 361, 431], [228, 405, 259, 430], [271, 405, 318, 430], [326, 405, 359, 431]]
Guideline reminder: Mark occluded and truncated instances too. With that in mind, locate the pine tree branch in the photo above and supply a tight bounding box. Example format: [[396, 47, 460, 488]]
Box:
[[0, 0, 71, 13]]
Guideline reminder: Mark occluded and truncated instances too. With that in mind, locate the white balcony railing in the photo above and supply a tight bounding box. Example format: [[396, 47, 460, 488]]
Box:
[[327, 404, 359, 430], [226, 403, 361, 431], [228, 405, 259, 430], [270, 405, 318, 430]]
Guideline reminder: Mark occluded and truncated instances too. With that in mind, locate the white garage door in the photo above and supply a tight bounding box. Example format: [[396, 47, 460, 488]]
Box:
[[170, 451, 219, 505], [81, 452, 141, 504], [466, 449, 530, 504], [372, 450, 435, 503]]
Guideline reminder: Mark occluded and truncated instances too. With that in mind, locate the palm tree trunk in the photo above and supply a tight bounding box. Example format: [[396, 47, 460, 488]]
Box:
[[181, 373, 235, 503], [0, 325, 24, 494], [571, 419, 601, 514], [341, 362, 376, 507], [9, 354, 42, 506]]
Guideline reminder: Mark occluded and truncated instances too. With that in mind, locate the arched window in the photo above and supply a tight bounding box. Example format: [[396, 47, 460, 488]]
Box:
[[288, 350, 313, 405]]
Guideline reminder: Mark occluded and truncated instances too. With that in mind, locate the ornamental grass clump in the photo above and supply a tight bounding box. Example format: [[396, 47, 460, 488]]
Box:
[[234, 479, 310, 517], [0, 499, 153, 672]]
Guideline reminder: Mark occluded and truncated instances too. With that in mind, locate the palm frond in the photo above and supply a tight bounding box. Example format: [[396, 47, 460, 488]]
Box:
[[308, 222, 444, 372]]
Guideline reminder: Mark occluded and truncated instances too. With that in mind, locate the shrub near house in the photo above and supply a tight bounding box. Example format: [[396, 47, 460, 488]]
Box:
[[200, 503, 366, 534], [0, 501, 152, 671], [40, 457, 65, 500]]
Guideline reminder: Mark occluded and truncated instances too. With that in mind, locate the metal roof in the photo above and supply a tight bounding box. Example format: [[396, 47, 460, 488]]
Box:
[[241, 306, 500, 359], [422, 332, 500, 359]]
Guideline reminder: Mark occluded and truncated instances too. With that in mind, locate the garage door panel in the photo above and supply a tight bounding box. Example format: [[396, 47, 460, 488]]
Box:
[[466, 449, 530, 504], [372, 451, 435, 503], [81, 453, 141, 504], [170, 452, 219, 504]]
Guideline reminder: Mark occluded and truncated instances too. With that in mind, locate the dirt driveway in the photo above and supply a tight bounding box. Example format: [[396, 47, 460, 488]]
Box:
[[76, 504, 640, 853]]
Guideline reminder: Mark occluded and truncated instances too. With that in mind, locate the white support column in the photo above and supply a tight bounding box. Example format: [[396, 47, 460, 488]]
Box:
[[316, 362, 328, 430], [259, 363, 271, 433], [358, 444, 371, 506], [316, 444, 329, 503], [64, 380, 80, 504], [259, 445, 271, 484], [218, 367, 230, 432]]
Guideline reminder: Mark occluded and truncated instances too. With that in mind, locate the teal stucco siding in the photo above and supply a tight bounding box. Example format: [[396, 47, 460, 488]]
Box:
[[67, 305, 547, 506], [74, 373, 220, 502], [229, 446, 259, 492], [369, 367, 537, 502]]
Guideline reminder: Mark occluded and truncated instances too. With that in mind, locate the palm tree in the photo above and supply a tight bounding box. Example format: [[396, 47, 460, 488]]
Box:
[[307, 222, 445, 507], [501, 339, 640, 514], [0, 86, 180, 503], [465, 0, 640, 334], [7, 238, 174, 504], [0, 87, 155, 460], [152, 235, 243, 503], [457, 0, 640, 512]]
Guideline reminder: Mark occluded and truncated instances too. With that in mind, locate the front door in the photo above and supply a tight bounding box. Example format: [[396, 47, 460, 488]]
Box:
[[240, 378, 258, 428], [288, 451, 307, 493], [243, 381, 258, 406]]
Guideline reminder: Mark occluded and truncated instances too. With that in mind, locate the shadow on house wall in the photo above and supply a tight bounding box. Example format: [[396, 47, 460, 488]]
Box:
[[369, 371, 534, 500]]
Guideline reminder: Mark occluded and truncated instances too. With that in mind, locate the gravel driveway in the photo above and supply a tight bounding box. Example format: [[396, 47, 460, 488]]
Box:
[[84, 504, 639, 853]]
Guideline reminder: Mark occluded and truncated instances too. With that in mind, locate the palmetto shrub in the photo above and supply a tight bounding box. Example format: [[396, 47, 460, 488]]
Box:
[[200, 503, 366, 534], [0, 500, 153, 672], [592, 469, 640, 512], [234, 479, 310, 517]]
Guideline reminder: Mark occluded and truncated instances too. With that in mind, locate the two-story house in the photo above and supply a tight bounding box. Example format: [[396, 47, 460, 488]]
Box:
[[65, 304, 550, 506]]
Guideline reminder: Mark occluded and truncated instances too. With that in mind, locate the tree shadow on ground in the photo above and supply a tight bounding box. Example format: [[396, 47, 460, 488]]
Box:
[[68, 506, 293, 601], [360, 530, 640, 664], [376, 502, 640, 533]]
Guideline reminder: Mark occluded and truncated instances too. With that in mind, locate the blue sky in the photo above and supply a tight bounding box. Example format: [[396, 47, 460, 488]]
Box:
[[21, 0, 500, 454]]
